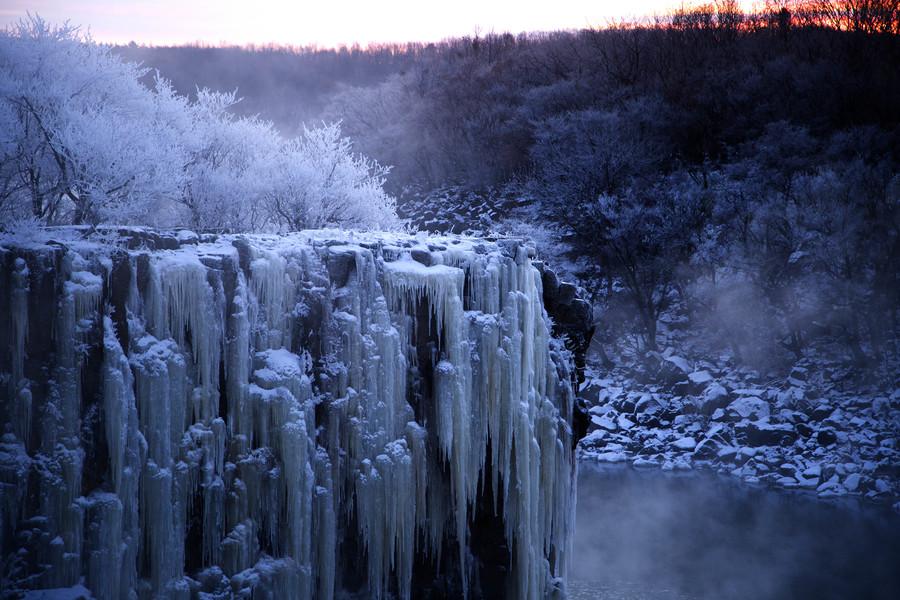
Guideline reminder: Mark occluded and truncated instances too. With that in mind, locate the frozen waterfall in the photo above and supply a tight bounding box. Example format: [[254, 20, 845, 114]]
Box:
[[0, 228, 584, 599]]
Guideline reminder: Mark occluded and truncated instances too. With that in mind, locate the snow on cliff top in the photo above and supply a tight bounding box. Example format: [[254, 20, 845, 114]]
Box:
[[0, 226, 533, 260]]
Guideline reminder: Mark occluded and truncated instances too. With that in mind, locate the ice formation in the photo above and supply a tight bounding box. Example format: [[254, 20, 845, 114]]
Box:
[[0, 228, 580, 599]]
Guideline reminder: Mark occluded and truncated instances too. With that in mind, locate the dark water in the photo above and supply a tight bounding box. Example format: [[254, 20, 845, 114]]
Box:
[[570, 463, 900, 600]]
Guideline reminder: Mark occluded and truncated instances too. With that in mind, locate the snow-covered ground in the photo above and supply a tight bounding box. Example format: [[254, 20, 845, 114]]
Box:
[[577, 348, 900, 511]]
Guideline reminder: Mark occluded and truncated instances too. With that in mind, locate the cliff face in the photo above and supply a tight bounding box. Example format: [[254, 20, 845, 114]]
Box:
[[0, 228, 588, 599]]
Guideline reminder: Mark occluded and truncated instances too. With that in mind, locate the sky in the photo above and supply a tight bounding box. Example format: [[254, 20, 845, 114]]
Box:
[[0, 1, 757, 48]]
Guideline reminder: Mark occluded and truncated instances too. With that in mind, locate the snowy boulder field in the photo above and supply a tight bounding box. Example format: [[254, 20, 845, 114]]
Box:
[[579, 355, 900, 509], [0, 227, 585, 599]]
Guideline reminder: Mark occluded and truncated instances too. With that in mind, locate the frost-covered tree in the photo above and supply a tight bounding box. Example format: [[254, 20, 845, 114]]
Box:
[[585, 181, 705, 352], [178, 89, 279, 231], [0, 17, 185, 225], [265, 123, 398, 231], [0, 16, 399, 231]]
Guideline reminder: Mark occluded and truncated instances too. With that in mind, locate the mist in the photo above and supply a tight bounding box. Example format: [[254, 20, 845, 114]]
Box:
[[112, 11, 900, 385], [572, 464, 900, 599], [2, 2, 899, 599], [113, 42, 419, 136]]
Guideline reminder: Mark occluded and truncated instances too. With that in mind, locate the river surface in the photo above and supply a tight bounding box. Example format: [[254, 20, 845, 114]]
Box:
[[569, 463, 900, 600]]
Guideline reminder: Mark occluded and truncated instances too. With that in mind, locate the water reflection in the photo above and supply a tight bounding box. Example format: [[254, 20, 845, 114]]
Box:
[[570, 463, 900, 600]]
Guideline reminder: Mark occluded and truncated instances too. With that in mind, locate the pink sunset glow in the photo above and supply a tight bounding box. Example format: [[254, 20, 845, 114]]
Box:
[[0, 0, 758, 47]]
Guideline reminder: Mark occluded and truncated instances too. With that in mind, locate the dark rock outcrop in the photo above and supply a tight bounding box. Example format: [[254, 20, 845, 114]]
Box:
[[535, 262, 594, 386]]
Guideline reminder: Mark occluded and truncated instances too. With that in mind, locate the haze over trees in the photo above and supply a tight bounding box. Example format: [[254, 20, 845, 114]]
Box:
[[1, 7, 899, 598], [0, 17, 398, 231], [330, 0, 898, 375], [3, 2, 899, 376], [128, 1, 899, 375]]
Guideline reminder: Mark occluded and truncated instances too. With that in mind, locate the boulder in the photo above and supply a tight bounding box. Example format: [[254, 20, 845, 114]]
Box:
[[590, 415, 617, 432], [725, 397, 770, 421], [717, 446, 740, 462], [688, 370, 714, 385], [636, 413, 662, 428], [617, 414, 636, 430], [664, 355, 692, 375], [810, 403, 834, 422], [696, 382, 730, 416], [672, 380, 693, 396], [776, 463, 795, 476], [843, 473, 862, 492], [692, 438, 720, 461], [578, 380, 604, 403], [795, 422, 813, 438], [736, 421, 798, 447], [657, 355, 691, 385], [817, 474, 841, 494], [410, 248, 434, 266], [614, 395, 637, 414], [789, 365, 809, 381], [780, 409, 809, 425], [634, 393, 663, 415], [776, 386, 806, 408], [672, 436, 697, 451], [817, 429, 838, 447], [802, 464, 822, 478]]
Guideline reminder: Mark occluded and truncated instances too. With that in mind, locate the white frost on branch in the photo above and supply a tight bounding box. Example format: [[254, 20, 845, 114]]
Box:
[[0, 16, 398, 231]]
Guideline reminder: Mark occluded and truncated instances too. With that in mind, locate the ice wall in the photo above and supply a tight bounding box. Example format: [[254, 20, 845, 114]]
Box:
[[0, 228, 581, 599]]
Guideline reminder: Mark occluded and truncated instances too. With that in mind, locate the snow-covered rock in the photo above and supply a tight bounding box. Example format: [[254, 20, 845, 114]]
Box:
[[573, 260, 899, 509], [726, 397, 771, 421], [673, 437, 698, 451], [803, 465, 822, 479], [817, 429, 839, 446], [696, 382, 730, 415], [843, 473, 862, 492], [688, 370, 714, 385], [617, 414, 636, 430], [736, 420, 798, 447], [664, 355, 692, 375], [591, 415, 617, 431]]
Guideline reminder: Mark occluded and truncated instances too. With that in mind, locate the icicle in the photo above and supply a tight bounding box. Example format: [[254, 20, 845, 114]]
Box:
[[0, 231, 579, 600], [84, 492, 124, 600], [152, 252, 224, 423], [249, 251, 290, 349], [67, 270, 103, 332], [10, 257, 30, 444], [226, 271, 251, 438], [313, 449, 336, 600]]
